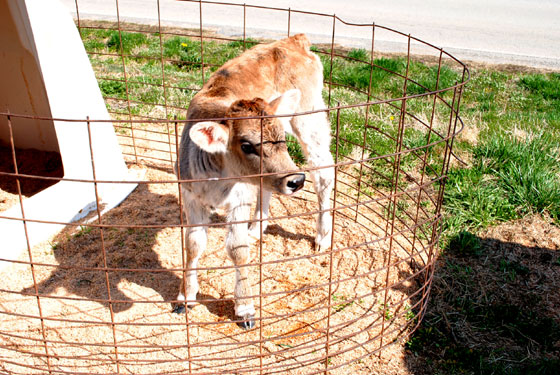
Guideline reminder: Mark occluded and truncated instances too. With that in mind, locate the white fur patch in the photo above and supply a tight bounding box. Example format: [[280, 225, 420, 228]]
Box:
[[269, 89, 301, 134], [235, 303, 256, 317]]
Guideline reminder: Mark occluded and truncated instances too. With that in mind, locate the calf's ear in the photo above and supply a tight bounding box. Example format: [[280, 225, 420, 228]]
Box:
[[269, 89, 301, 133], [270, 89, 301, 116], [189, 121, 229, 153]]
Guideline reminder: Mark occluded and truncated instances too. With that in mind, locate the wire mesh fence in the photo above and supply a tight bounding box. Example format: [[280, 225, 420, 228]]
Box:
[[0, 1, 468, 373]]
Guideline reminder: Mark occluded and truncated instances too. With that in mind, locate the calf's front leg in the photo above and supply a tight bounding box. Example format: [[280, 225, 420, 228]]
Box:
[[227, 200, 255, 329], [173, 191, 210, 314], [248, 189, 272, 241]]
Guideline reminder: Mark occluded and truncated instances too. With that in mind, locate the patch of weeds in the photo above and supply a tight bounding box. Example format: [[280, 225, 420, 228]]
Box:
[[99, 80, 127, 99], [400, 127, 439, 174], [129, 79, 165, 105], [79, 27, 113, 39], [227, 38, 258, 49], [80, 28, 112, 51], [328, 106, 397, 166], [74, 225, 93, 238], [332, 293, 354, 312], [446, 231, 482, 257], [518, 73, 560, 100], [163, 37, 202, 69], [83, 38, 105, 51], [444, 165, 516, 235], [479, 133, 560, 220], [373, 57, 406, 79], [106, 30, 147, 54], [402, 127, 432, 151], [407, 64, 460, 96], [322, 54, 406, 97], [346, 48, 369, 62], [443, 132, 560, 240]]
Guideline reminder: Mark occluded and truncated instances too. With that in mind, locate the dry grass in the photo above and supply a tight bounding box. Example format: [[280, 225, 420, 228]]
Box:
[[408, 215, 560, 374]]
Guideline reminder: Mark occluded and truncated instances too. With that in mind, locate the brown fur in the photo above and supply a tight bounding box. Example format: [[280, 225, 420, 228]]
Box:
[[186, 34, 322, 123]]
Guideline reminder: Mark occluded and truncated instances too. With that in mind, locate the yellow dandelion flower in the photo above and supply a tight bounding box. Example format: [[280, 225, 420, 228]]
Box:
[[181, 42, 188, 47], [390, 116, 395, 121]]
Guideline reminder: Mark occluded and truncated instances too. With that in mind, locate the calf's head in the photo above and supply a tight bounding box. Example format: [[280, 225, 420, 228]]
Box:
[[189, 89, 305, 195]]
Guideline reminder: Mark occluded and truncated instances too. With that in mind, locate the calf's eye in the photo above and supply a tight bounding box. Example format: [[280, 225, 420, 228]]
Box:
[[241, 142, 258, 155]]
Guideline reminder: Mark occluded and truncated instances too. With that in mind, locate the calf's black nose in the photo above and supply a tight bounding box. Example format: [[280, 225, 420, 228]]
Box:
[[286, 173, 305, 193]]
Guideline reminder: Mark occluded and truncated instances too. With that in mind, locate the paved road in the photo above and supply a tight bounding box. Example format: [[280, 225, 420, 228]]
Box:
[[62, 0, 560, 69]]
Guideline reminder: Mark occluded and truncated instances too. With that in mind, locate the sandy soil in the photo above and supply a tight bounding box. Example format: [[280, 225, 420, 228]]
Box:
[[0, 144, 431, 374]]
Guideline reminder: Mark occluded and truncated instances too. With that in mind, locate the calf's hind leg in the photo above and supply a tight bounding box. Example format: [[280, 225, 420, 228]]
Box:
[[291, 108, 335, 251]]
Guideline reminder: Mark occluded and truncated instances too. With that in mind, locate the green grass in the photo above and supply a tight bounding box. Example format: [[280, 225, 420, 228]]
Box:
[[444, 132, 560, 237], [163, 36, 202, 69], [107, 30, 148, 54], [519, 72, 560, 100], [77, 25, 560, 259], [445, 230, 482, 257]]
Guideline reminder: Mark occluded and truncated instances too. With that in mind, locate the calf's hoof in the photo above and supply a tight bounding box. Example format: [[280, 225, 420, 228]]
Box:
[[236, 314, 255, 330], [172, 304, 193, 314], [314, 233, 332, 252], [248, 224, 266, 243]]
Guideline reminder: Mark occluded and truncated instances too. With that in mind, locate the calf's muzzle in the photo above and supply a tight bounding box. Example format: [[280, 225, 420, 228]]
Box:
[[281, 173, 305, 195]]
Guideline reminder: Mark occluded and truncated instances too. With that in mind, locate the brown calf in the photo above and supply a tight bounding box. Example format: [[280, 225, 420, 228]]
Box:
[[175, 34, 334, 329]]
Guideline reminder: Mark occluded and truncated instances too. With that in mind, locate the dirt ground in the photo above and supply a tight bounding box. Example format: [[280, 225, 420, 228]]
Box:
[[408, 215, 560, 374], [0, 142, 434, 374]]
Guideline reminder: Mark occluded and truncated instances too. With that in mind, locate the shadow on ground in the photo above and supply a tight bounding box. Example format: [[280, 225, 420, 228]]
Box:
[[20, 183, 181, 313], [404, 220, 560, 375], [19, 180, 312, 320]]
